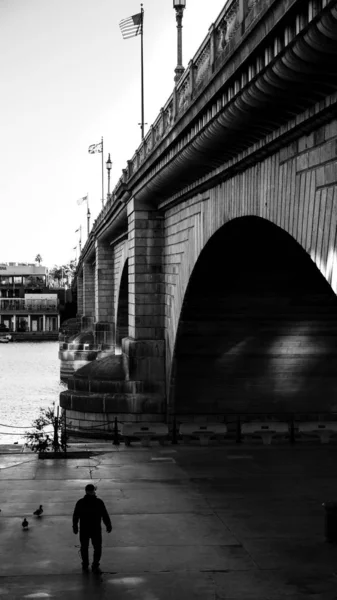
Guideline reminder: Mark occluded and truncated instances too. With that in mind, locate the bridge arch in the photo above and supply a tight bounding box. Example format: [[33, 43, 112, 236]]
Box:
[[115, 258, 129, 352], [168, 216, 337, 416]]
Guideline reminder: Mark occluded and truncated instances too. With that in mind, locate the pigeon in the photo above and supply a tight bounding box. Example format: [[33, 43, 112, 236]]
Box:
[[33, 505, 43, 517], [22, 518, 29, 529]]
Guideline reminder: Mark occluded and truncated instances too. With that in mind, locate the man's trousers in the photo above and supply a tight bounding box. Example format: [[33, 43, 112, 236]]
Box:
[[79, 528, 102, 566]]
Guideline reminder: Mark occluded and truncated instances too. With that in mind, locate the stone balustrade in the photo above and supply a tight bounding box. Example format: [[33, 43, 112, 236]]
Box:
[[80, 0, 268, 247]]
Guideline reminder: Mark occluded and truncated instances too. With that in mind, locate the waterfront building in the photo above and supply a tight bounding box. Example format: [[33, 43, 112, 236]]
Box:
[[0, 263, 60, 338]]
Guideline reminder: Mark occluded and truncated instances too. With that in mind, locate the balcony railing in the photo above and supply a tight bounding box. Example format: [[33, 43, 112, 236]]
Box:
[[0, 299, 58, 312]]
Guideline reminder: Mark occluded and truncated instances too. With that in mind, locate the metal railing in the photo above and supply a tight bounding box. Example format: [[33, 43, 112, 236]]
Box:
[[0, 299, 58, 311], [63, 411, 337, 446]]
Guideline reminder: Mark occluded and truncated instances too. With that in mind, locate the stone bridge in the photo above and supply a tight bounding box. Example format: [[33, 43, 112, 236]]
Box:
[[60, 0, 337, 435]]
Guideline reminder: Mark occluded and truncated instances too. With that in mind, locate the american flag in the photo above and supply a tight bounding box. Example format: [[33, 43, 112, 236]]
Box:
[[88, 142, 102, 154], [119, 12, 142, 39]]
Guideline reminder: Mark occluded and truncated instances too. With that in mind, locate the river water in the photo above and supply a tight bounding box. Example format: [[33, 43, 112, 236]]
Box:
[[0, 341, 66, 445]]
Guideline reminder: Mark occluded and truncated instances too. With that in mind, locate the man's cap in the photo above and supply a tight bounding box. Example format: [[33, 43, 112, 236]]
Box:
[[85, 484, 96, 493]]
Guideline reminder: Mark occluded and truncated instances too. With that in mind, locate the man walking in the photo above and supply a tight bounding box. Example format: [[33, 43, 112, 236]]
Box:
[[72, 483, 112, 573]]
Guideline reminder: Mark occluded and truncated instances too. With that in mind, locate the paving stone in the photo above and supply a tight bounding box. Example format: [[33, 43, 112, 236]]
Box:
[[1, 444, 337, 599]]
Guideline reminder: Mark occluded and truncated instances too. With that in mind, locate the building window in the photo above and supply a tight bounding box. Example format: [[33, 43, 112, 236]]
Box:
[[18, 317, 29, 332], [0, 276, 12, 286], [22, 275, 45, 288]]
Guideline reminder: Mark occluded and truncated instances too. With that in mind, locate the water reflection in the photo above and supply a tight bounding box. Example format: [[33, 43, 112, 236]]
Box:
[[0, 342, 65, 444]]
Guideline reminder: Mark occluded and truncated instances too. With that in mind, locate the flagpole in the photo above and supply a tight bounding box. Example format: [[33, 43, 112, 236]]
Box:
[[140, 4, 144, 140], [101, 136, 104, 208], [79, 225, 82, 253], [86, 194, 90, 236]]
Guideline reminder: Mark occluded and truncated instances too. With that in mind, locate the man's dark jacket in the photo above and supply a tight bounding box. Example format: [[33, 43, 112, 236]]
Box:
[[73, 495, 112, 531]]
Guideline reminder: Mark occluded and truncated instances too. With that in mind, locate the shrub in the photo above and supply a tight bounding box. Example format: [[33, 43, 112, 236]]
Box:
[[24, 403, 71, 453]]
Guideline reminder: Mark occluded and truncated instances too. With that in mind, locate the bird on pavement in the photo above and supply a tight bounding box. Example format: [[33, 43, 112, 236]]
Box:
[[22, 518, 29, 529], [33, 505, 43, 517]]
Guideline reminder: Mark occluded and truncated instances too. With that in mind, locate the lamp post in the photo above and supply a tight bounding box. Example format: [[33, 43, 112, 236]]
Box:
[[173, 0, 186, 83], [106, 153, 112, 201]]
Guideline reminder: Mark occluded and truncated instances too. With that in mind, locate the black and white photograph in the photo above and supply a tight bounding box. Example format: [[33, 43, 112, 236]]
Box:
[[1, 0, 337, 598]]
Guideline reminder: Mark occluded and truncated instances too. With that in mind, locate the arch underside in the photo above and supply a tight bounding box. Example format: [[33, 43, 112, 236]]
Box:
[[116, 261, 128, 350], [137, 5, 337, 204], [172, 217, 337, 416]]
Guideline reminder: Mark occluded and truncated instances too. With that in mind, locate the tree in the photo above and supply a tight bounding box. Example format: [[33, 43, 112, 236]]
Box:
[[24, 403, 71, 454], [48, 260, 77, 288], [35, 254, 42, 265]]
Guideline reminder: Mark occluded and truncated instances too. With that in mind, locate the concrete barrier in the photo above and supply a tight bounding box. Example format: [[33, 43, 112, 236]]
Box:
[[298, 422, 337, 444], [121, 422, 169, 447], [241, 421, 288, 445], [179, 422, 228, 445]]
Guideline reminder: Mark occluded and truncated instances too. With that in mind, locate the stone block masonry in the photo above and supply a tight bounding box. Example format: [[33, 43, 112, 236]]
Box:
[[125, 199, 166, 388], [95, 239, 114, 322], [76, 272, 83, 317], [94, 239, 115, 346], [82, 261, 95, 318], [127, 200, 165, 341]]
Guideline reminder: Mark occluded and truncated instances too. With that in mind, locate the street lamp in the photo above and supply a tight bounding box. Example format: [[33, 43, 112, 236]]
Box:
[[106, 153, 112, 200], [173, 0, 186, 84]]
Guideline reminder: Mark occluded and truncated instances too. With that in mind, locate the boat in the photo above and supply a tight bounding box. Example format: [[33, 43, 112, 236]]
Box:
[[0, 335, 13, 343]]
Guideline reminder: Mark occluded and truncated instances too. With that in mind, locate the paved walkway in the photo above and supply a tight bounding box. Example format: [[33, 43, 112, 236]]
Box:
[[1, 440, 337, 599]]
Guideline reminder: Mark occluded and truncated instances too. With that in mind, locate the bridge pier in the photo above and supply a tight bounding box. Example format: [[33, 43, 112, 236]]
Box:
[[127, 199, 165, 337], [94, 238, 115, 347], [122, 338, 166, 395], [59, 200, 167, 434], [82, 261, 95, 319], [76, 271, 83, 314], [59, 246, 115, 382], [125, 199, 166, 398]]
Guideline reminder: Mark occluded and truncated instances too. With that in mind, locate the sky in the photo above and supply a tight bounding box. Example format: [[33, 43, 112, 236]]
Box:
[[0, 0, 226, 269]]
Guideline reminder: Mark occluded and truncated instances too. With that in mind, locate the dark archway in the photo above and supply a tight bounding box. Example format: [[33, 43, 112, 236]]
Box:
[[116, 260, 128, 352], [172, 217, 337, 416]]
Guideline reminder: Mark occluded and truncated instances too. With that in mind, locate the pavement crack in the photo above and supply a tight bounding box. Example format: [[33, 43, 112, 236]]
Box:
[[0, 458, 37, 470]]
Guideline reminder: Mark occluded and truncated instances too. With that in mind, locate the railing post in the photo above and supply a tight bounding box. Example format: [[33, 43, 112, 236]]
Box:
[[160, 107, 165, 135], [150, 125, 155, 149], [238, 0, 248, 33], [188, 59, 195, 98], [53, 405, 60, 452], [113, 416, 120, 446], [64, 408, 67, 454], [127, 160, 133, 179], [173, 86, 178, 121], [122, 168, 128, 184], [209, 23, 216, 70]]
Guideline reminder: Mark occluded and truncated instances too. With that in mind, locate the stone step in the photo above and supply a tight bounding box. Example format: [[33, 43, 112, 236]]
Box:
[[60, 389, 165, 414]]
